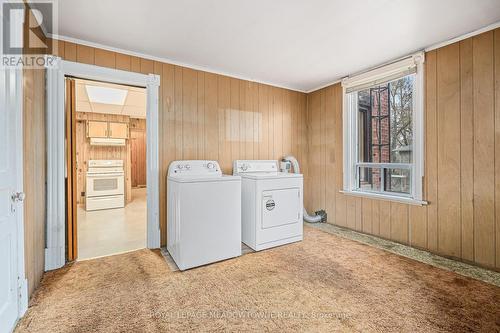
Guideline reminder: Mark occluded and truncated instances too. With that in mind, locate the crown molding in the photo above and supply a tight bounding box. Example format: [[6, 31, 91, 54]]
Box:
[[48, 33, 307, 93], [424, 20, 500, 52], [306, 20, 500, 93], [50, 19, 500, 95]]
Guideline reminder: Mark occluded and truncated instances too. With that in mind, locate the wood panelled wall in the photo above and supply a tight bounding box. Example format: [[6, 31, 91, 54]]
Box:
[[49, 38, 309, 247], [23, 66, 46, 296], [75, 112, 134, 205], [23, 7, 47, 296], [305, 29, 500, 271], [130, 118, 147, 187]]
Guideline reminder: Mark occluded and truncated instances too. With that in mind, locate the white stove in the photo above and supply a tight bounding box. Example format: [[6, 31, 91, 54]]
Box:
[[86, 160, 125, 211]]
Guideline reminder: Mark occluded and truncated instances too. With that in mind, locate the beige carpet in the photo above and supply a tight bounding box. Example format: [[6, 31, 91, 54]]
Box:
[[16, 226, 500, 332]]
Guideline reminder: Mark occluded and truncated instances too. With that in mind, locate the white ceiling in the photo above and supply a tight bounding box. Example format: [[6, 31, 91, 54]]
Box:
[[49, 0, 500, 92], [75, 79, 147, 118]]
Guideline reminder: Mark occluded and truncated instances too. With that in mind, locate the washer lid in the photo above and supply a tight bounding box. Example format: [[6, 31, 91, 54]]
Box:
[[238, 171, 302, 180]]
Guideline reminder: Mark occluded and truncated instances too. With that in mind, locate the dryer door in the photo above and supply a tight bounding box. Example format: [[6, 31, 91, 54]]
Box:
[[262, 188, 300, 229]]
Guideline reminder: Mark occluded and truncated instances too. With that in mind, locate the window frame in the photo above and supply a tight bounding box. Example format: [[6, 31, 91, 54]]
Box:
[[341, 52, 427, 206]]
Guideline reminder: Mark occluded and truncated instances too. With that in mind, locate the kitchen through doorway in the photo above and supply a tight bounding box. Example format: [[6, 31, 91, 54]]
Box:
[[67, 77, 148, 260]]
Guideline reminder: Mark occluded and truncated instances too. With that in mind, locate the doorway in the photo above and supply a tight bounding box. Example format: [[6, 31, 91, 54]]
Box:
[[67, 78, 148, 260], [45, 60, 160, 271]]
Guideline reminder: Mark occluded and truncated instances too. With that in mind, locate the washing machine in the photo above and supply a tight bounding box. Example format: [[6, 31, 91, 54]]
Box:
[[167, 160, 241, 270], [233, 160, 303, 251]]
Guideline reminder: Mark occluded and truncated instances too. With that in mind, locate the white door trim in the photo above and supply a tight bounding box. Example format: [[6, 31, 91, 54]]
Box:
[[44, 57, 161, 270]]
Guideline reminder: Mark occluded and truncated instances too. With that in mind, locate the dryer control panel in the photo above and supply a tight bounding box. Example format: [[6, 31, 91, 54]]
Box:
[[233, 160, 278, 175], [168, 160, 221, 177]]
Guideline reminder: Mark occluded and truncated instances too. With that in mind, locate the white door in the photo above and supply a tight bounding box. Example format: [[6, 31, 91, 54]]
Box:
[[0, 68, 24, 332]]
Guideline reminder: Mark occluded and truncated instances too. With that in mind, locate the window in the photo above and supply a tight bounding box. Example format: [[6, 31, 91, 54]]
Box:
[[342, 53, 426, 205]]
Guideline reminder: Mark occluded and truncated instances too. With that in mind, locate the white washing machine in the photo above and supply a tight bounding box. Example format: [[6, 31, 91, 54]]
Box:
[[233, 160, 303, 251], [167, 160, 241, 270]]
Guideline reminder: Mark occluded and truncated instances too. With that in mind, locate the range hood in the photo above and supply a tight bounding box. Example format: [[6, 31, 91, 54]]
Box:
[[90, 138, 126, 146]]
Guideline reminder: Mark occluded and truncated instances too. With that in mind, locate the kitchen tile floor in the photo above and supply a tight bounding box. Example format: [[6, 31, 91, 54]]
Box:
[[77, 188, 147, 260]]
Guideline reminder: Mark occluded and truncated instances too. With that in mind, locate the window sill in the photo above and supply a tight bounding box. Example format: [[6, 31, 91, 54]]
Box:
[[339, 190, 428, 206]]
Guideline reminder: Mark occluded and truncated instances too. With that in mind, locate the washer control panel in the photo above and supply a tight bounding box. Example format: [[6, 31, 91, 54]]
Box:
[[168, 160, 221, 177]]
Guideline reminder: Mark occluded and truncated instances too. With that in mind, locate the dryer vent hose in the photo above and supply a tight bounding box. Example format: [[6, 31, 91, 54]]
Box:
[[282, 156, 326, 224]]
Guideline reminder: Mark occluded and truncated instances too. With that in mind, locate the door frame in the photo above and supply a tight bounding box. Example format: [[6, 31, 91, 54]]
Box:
[[44, 57, 161, 270]]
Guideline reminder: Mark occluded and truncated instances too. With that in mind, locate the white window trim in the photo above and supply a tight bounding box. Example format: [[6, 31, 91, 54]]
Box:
[[45, 57, 161, 270], [342, 52, 427, 206]]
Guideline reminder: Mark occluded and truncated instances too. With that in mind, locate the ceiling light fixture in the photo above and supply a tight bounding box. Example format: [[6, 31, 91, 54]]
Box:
[[85, 85, 128, 105]]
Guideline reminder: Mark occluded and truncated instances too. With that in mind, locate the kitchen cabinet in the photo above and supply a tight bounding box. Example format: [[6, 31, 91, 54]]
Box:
[[108, 122, 129, 139], [87, 121, 129, 139], [87, 120, 108, 138]]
